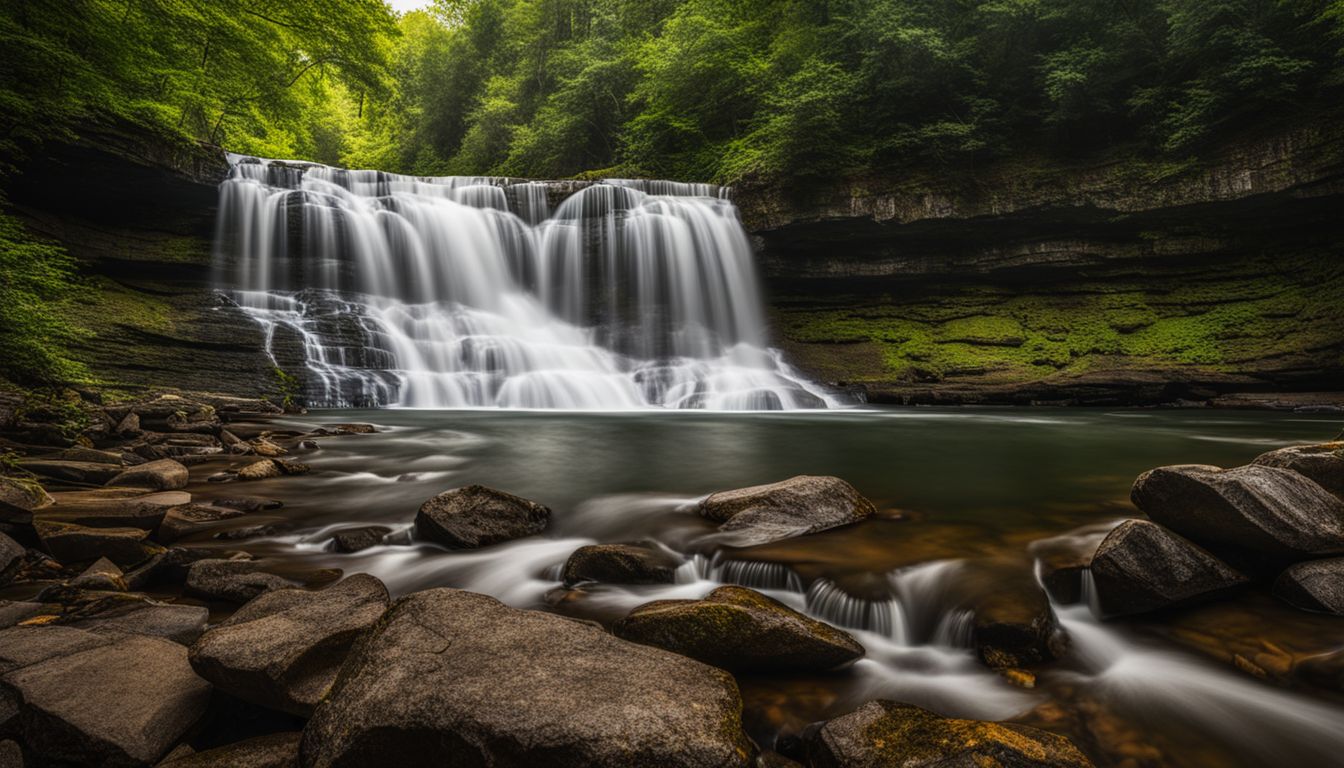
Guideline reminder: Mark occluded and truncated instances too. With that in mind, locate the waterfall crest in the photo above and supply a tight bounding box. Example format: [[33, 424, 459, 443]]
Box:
[[213, 157, 838, 410]]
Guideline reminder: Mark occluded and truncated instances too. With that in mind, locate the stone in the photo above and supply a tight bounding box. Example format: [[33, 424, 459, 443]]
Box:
[[106, 458, 189, 491], [34, 521, 163, 568], [158, 503, 248, 543], [2, 633, 211, 766], [0, 602, 48, 629], [159, 732, 300, 768], [805, 700, 1093, 768], [0, 625, 110, 674], [1091, 520, 1250, 617], [311, 423, 376, 435], [15, 460, 122, 486], [330, 526, 391, 553], [616, 586, 864, 672], [414, 485, 550, 549], [189, 574, 390, 716], [1273, 557, 1344, 615], [699, 475, 875, 546], [212, 497, 284, 513], [966, 565, 1068, 669], [250, 438, 287, 458], [214, 523, 290, 541], [0, 739, 20, 768], [236, 459, 309, 481], [300, 588, 753, 768], [0, 533, 22, 585], [40, 490, 187, 530], [185, 559, 302, 604], [1131, 464, 1344, 569], [562, 543, 682, 586], [61, 595, 209, 645], [50, 447, 122, 465], [67, 557, 127, 591], [0, 476, 51, 524], [1252, 442, 1344, 501], [114, 411, 141, 436]]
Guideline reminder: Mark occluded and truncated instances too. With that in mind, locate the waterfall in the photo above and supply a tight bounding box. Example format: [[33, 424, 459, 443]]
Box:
[[213, 156, 838, 410]]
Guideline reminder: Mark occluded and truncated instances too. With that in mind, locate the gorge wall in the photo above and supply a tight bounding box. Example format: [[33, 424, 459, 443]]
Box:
[[7, 118, 1343, 406]]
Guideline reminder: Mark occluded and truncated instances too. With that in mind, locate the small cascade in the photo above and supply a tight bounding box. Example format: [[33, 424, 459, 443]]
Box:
[[676, 554, 805, 592], [805, 579, 909, 641], [213, 156, 839, 410]]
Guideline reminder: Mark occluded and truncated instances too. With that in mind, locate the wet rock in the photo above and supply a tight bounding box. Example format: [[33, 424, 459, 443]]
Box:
[[0, 533, 21, 585], [51, 447, 122, 465], [114, 411, 141, 437], [34, 520, 163, 567], [213, 497, 284, 513], [1091, 520, 1250, 617], [214, 523, 290, 541], [562, 543, 682, 586], [1131, 464, 1344, 569], [700, 475, 875, 547], [0, 601, 47, 629], [414, 485, 550, 549], [67, 557, 127, 591], [106, 458, 189, 491], [0, 476, 51, 525], [311, 423, 376, 436], [41, 489, 187, 530], [158, 504, 248, 543], [159, 731, 300, 767], [616, 586, 864, 672], [330, 526, 391, 553], [805, 700, 1093, 768], [3, 632, 211, 765], [16, 460, 122, 486], [1252, 442, 1344, 501], [189, 574, 390, 716], [300, 588, 753, 768], [966, 566, 1068, 668], [0, 739, 20, 768], [1273, 557, 1344, 615], [65, 598, 210, 645], [185, 559, 302, 604], [249, 438, 287, 458], [236, 459, 309, 481]]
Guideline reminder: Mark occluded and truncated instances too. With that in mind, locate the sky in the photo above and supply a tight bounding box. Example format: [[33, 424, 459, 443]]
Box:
[[386, 0, 432, 12]]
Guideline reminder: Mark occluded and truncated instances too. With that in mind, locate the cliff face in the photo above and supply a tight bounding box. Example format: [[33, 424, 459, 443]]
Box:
[[736, 120, 1344, 405]]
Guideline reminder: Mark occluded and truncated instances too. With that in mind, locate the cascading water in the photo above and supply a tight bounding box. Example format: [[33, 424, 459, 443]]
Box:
[[213, 156, 838, 410]]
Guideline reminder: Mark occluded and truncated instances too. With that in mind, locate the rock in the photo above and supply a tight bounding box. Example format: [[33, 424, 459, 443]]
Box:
[[562, 543, 682, 586], [1252, 442, 1344, 501], [699, 476, 875, 546], [295, 440, 318, 452], [2, 632, 211, 765], [1091, 520, 1250, 617], [966, 566, 1067, 669], [185, 559, 302, 604], [1131, 464, 1344, 569], [67, 557, 127, 591], [0, 533, 22, 585], [616, 586, 864, 672], [300, 588, 753, 768], [41, 489, 187, 530], [805, 700, 1093, 768], [414, 485, 550, 549], [114, 411, 141, 436], [34, 521, 163, 567], [15, 460, 122, 486], [0, 625, 110, 673], [0, 476, 51, 525], [0, 739, 20, 768], [236, 459, 309, 481], [66, 599, 210, 645], [212, 497, 284, 513], [214, 523, 290, 541], [1273, 557, 1344, 615], [189, 574, 390, 716], [311, 423, 376, 435], [158, 504, 248, 543], [159, 732, 300, 767], [106, 459, 189, 491], [0, 601, 48, 629], [330, 526, 391, 553], [249, 438, 287, 457], [51, 447, 122, 465]]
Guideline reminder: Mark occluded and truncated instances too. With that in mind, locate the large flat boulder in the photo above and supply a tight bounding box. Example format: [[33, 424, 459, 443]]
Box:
[[1252, 442, 1344, 501], [562, 543, 682, 586], [699, 476, 875, 547], [330, 526, 392, 553], [805, 700, 1093, 768], [184, 559, 303, 604], [616, 586, 864, 672], [34, 521, 162, 568], [65, 597, 210, 645], [2, 632, 211, 766], [1091, 520, 1249, 617], [39, 490, 187, 530], [1273, 557, 1344, 615], [160, 732, 300, 767], [16, 460, 122, 486], [300, 588, 753, 768], [189, 574, 390, 716], [0, 477, 51, 524], [414, 485, 550, 549], [158, 504, 248, 543], [1131, 464, 1344, 569], [106, 459, 189, 491]]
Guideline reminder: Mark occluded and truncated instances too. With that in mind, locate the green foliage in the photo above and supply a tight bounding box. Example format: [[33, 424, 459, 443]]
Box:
[[0, 213, 89, 385]]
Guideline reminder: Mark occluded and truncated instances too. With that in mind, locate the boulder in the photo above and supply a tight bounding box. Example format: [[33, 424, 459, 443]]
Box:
[[249, 438, 287, 458], [67, 557, 127, 591], [185, 559, 302, 604], [212, 497, 284, 513], [1273, 557, 1344, 615], [699, 476, 875, 547], [214, 523, 291, 541], [50, 447, 122, 465], [0, 476, 51, 524], [561, 543, 682, 586], [966, 566, 1067, 669], [158, 504, 248, 543], [0, 739, 20, 768], [1091, 520, 1250, 617], [236, 459, 310, 481], [114, 411, 141, 436], [805, 700, 1093, 768], [1252, 442, 1344, 501], [189, 574, 390, 716], [311, 423, 376, 436], [414, 485, 550, 549], [0, 601, 47, 629], [300, 588, 753, 768], [34, 521, 163, 568], [0, 533, 21, 585], [106, 459, 189, 491], [616, 586, 864, 672], [15, 460, 121, 486], [67, 599, 210, 645], [159, 732, 300, 768], [40, 490, 186, 530], [330, 526, 391, 553], [1131, 464, 1344, 569], [1, 633, 211, 766], [0, 625, 110, 674]]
